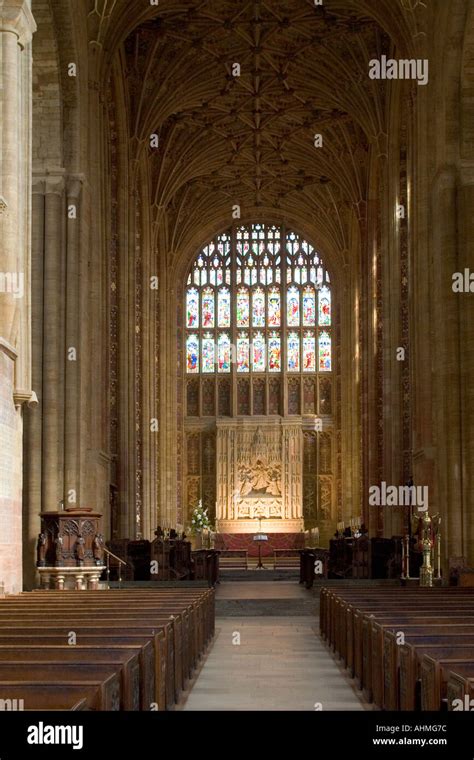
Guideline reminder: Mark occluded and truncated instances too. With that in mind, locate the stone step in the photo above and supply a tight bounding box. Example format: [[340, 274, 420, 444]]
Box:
[[216, 598, 317, 617], [219, 569, 299, 582]]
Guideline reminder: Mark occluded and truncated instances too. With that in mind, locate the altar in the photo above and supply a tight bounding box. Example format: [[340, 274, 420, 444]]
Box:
[[215, 418, 304, 534]]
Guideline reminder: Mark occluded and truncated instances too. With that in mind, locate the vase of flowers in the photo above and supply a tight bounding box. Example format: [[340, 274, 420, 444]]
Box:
[[190, 500, 212, 549]]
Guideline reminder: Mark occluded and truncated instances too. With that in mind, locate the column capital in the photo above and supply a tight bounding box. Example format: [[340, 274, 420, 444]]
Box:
[[66, 174, 86, 200], [13, 389, 38, 408], [0, 0, 37, 48], [32, 168, 66, 196]]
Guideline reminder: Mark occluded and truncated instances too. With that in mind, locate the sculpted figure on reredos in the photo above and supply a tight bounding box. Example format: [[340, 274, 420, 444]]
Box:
[[239, 459, 282, 497]]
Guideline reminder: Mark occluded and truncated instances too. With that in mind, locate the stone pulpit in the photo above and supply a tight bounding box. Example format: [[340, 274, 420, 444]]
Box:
[[36, 508, 105, 590]]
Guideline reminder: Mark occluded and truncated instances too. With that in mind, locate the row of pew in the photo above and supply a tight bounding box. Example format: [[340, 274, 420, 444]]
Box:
[[0, 587, 214, 710], [320, 586, 474, 710]]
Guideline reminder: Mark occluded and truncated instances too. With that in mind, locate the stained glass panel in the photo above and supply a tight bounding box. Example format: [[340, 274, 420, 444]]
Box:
[[303, 287, 316, 326], [186, 289, 199, 328], [236, 289, 249, 327], [218, 333, 231, 373], [268, 333, 281, 372], [186, 335, 199, 373], [218, 288, 231, 327], [186, 226, 330, 381], [302, 332, 316, 372], [202, 334, 215, 373], [268, 288, 281, 326], [318, 286, 331, 326], [287, 286, 300, 327], [202, 288, 215, 328], [319, 331, 331, 371], [252, 332, 266, 372], [237, 332, 250, 372], [252, 288, 265, 327], [287, 332, 300, 372]]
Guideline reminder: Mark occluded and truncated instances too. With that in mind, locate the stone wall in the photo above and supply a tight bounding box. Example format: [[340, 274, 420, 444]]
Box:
[[0, 345, 22, 593]]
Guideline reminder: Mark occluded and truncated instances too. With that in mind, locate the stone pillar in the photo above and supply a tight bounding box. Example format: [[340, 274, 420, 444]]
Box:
[[0, 0, 35, 340], [41, 174, 65, 511], [22, 180, 44, 589], [457, 176, 474, 563], [430, 168, 462, 562], [0, 0, 36, 593], [64, 177, 83, 509]]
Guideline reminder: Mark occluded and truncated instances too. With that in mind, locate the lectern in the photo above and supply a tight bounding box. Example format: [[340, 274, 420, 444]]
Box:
[[253, 531, 268, 570]]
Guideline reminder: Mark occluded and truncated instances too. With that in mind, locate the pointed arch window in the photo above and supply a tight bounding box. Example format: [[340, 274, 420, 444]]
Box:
[[185, 225, 332, 378]]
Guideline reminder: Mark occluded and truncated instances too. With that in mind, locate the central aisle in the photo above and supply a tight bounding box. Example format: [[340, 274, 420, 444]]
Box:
[[182, 580, 365, 711]]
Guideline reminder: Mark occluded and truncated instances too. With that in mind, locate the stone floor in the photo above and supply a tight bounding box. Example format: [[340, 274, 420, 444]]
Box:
[[181, 580, 366, 711], [216, 581, 308, 599]]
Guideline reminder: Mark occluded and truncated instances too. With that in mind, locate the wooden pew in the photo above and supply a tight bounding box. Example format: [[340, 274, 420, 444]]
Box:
[[421, 657, 474, 710], [0, 633, 165, 710], [0, 661, 135, 709], [0, 600, 193, 689], [321, 587, 474, 650], [0, 587, 214, 711], [0, 619, 176, 706], [18, 597, 197, 680], [447, 670, 474, 711], [1, 588, 214, 705], [319, 586, 474, 711], [25, 592, 214, 681], [367, 613, 474, 704], [0, 645, 154, 710], [359, 612, 474, 699], [0, 674, 120, 710], [28, 589, 215, 653], [394, 633, 474, 710]]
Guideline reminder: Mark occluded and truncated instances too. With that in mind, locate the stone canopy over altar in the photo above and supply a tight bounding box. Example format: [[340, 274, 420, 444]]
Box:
[[216, 419, 304, 534]]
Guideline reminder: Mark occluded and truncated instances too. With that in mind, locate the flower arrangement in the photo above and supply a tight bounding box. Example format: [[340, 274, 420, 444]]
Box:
[[190, 499, 212, 534]]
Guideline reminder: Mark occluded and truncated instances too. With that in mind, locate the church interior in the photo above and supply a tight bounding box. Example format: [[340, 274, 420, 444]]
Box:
[[0, 0, 473, 720]]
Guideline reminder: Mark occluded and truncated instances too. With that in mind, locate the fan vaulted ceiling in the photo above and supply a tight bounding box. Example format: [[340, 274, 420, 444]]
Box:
[[87, 0, 421, 256]]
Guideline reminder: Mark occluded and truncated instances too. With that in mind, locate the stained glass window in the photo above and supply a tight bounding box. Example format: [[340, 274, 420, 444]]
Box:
[[318, 286, 331, 326], [236, 289, 250, 327], [268, 288, 281, 326], [287, 286, 300, 327], [218, 333, 231, 373], [186, 335, 199, 373], [237, 332, 250, 372], [252, 288, 265, 327], [303, 332, 316, 372], [287, 332, 300, 372], [303, 287, 316, 326], [202, 334, 215, 373], [185, 226, 332, 383], [202, 288, 215, 328], [252, 332, 266, 372], [218, 288, 231, 328], [319, 331, 331, 371], [268, 333, 281, 372], [187, 289, 199, 328]]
